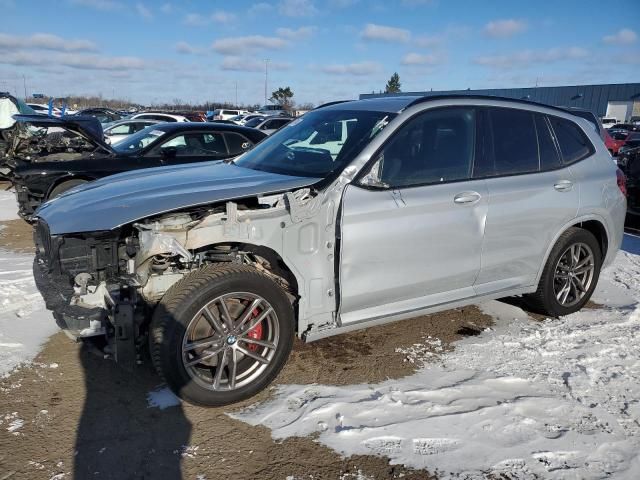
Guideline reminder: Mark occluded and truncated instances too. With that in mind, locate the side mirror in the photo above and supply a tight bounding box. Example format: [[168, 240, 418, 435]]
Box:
[[357, 155, 389, 189], [161, 146, 177, 158]]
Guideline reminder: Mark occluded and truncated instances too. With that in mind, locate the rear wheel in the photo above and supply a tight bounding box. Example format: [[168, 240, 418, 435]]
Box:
[[525, 227, 601, 317], [150, 264, 294, 407], [48, 179, 88, 199]]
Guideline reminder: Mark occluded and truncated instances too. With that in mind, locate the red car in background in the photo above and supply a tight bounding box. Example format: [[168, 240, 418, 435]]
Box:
[[607, 129, 633, 156]]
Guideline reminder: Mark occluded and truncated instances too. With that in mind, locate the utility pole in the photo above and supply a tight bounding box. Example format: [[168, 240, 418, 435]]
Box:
[[235, 81, 238, 107], [23, 75, 27, 100], [264, 59, 270, 106]]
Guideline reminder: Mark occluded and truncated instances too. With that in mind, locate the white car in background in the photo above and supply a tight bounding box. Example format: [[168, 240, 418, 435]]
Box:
[[131, 112, 190, 122], [602, 117, 618, 129], [210, 109, 249, 121], [252, 116, 293, 135], [103, 119, 161, 144]]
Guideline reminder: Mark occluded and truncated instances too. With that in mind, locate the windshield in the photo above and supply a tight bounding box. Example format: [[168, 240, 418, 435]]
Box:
[[234, 109, 395, 178], [112, 126, 168, 153]]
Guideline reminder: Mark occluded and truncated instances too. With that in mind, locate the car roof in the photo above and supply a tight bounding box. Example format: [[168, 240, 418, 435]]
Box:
[[152, 121, 266, 136], [318, 94, 572, 115]]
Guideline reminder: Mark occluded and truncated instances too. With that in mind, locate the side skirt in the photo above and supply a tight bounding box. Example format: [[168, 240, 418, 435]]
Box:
[[302, 285, 537, 343]]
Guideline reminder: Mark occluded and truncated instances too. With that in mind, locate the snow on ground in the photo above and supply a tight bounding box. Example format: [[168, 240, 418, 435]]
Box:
[[0, 251, 57, 377], [0, 188, 19, 221], [234, 233, 640, 479]]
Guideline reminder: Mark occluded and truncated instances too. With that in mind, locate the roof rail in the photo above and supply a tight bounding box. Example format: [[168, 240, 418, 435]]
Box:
[[313, 100, 354, 110], [402, 94, 569, 114]]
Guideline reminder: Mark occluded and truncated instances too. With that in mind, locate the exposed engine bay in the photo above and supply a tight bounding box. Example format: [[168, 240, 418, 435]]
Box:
[[33, 186, 334, 364]]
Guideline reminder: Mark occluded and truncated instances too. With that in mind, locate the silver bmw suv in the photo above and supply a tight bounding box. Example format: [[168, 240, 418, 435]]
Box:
[[32, 95, 627, 406]]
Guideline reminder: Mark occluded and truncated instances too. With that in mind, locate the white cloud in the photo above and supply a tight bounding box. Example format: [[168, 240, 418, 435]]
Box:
[[174, 41, 205, 55], [221, 57, 291, 72], [361, 23, 410, 43], [136, 3, 153, 20], [212, 10, 236, 23], [603, 28, 637, 45], [474, 47, 589, 68], [212, 35, 288, 55], [278, 0, 317, 17], [276, 26, 316, 40], [0, 50, 148, 71], [183, 10, 236, 26], [484, 19, 527, 38], [401, 52, 443, 66], [160, 2, 172, 13], [0, 33, 98, 52], [68, 0, 122, 11], [320, 61, 382, 75]]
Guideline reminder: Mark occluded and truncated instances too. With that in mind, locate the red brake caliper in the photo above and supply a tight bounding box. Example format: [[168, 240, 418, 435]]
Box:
[[246, 308, 263, 351]]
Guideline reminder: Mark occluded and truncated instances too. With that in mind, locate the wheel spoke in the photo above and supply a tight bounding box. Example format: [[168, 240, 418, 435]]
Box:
[[235, 298, 263, 331], [236, 346, 269, 365], [556, 280, 570, 303], [573, 276, 586, 293], [184, 344, 226, 367], [240, 307, 273, 334], [213, 349, 229, 389], [184, 335, 221, 352], [574, 264, 592, 275], [239, 337, 276, 350], [217, 297, 235, 331], [228, 348, 238, 389], [571, 245, 579, 266], [202, 306, 225, 334]]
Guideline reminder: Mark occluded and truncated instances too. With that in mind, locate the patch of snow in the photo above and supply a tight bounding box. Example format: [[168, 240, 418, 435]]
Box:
[[0, 251, 58, 376], [147, 385, 181, 409], [233, 234, 640, 479], [174, 445, 199, 458], [0, 189, 19, 221]]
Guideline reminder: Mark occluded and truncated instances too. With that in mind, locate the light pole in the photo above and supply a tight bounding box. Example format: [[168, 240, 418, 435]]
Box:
[[264, 59, 270, 106], [23, 75, 27, 100], [235, 81, 238, 107]]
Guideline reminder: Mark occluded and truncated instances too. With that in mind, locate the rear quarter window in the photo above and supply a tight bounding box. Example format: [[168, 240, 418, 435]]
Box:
[[548, 116, 594, 164]]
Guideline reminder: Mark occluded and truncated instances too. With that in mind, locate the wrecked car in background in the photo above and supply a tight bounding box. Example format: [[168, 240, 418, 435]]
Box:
[[5, 117, 267, 219], [0, 92, 38, 180], [31, 95, 625, 407]]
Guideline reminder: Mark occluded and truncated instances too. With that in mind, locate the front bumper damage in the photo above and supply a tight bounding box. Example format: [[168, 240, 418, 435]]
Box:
[[33, 255, 140, 367]]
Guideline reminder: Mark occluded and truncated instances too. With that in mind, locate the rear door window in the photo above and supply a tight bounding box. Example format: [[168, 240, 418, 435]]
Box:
[[535, 114, 562, 171], [224, 132, 253, 155], [487, 107, 539, 176], [548, 116, 594, 164]]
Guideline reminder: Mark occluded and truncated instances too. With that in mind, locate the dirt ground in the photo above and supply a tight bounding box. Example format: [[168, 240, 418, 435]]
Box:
[[0, 215, 496, 480]]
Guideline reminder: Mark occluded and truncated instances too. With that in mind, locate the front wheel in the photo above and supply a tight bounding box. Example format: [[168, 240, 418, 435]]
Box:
[[525, 227, 602, 317], [150, 264, 294, 407]]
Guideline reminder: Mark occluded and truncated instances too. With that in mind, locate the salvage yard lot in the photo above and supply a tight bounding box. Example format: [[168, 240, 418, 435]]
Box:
[[1, 184, 640, 479]]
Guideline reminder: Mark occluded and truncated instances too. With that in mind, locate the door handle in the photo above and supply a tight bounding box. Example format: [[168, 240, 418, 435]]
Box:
[[554, 180, 573, 192], [454, 191, 481, 205]]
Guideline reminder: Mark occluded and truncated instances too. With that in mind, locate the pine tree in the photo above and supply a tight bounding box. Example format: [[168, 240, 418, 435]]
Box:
[[385, 73, 401, 93]]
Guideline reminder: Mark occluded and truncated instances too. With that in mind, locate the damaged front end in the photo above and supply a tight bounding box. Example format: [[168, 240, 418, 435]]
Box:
[[33, 187, 319, 366], [1, 113, 112, 182]]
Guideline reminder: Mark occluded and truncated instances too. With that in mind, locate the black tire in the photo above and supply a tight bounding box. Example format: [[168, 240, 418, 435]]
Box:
[[150, 263, 294, 407], [48, 179, 88, 199], [525, 227, 602, 317]]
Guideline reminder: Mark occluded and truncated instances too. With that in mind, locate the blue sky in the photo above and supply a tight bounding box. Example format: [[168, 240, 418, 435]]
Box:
[[1, 0, 639, 106]]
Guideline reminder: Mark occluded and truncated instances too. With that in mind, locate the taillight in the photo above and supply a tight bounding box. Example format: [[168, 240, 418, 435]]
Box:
[[616, 168, 627, 197]]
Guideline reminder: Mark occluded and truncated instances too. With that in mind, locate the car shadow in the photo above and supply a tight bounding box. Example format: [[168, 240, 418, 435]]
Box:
[[74, 308, 192, 479]]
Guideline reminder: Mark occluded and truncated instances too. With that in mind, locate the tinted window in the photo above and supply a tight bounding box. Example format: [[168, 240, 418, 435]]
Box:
[[224, 132, 253, 155], [378, 107, 475, 188], [489, 107, 539, 176], [535, 115, 562, 171], [549, 116, 593, 164]]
